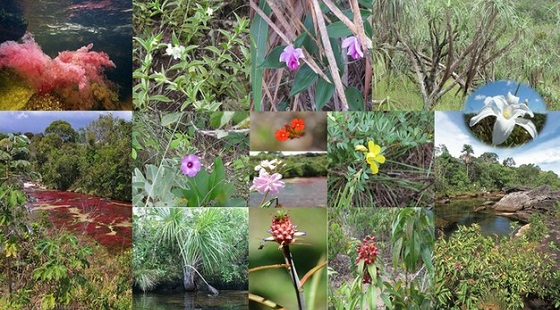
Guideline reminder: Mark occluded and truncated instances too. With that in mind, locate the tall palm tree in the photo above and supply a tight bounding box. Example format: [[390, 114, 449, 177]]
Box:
[[150, 208, 239, 292], [460, 144, 474, 179]]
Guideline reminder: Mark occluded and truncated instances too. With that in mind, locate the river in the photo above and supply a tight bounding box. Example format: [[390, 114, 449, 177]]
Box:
[[25, 185, 131, 251], [435, 197, 522, 238], [249, 177, 327, 207], [133, 291, 248, 310]]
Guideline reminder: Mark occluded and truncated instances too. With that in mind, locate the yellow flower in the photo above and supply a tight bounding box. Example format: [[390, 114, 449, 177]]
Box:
[[355, 144, 367, 152], [365, 141, 385, 174]]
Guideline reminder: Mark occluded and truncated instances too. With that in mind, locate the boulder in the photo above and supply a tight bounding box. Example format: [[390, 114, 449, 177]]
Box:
[[493, 185, 553, 212]]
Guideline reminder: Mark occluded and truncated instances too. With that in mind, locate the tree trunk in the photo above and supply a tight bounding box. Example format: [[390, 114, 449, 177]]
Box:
[[182, 265, 195, 291]]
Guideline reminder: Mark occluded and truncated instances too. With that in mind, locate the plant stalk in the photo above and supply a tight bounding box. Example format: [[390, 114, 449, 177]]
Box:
[[282, 245, 305, 310]]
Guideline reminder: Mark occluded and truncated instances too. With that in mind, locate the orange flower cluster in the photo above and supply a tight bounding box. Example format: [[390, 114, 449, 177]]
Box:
[[275, 118, 305, 141]]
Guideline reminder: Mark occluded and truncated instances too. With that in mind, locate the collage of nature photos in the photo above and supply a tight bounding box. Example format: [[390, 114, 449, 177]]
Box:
[[1, 0, 560, 310]]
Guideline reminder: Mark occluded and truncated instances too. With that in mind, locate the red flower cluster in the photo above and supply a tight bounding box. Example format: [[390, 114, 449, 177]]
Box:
[[356, 236, 378, 284], [275, 118, 305, 142]]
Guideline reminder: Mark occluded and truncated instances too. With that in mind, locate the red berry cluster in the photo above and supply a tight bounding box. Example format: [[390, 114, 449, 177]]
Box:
[[275, 118, 305, 142], [356, 236, 378, 284]]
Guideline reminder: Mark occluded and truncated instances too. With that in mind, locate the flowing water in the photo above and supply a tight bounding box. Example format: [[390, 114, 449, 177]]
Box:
[[249, 177, 327, 207], [436, 198, 521, 238], [133, 291, 248, 310]]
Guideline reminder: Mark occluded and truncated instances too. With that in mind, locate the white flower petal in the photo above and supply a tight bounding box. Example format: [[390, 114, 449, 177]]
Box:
[[506, 92, 520, 105], [492, 115, 516, 145], [492, 96, 508, 113], [514, 118, 538, 139], [510, 104, 534, 118], [469, 106, 498, 127]]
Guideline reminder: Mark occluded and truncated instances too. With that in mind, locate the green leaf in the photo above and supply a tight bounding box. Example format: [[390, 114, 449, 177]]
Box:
[[289, 65, 318, 96], [250, 0, 270, 110], [326, 21, 353, 38], [345, 86, 364, 111], [149, 94, 172, 103], [41, 294, 56, 310], [315, 77, 334, 111], [259, 45, 285, 69], [161, 113, 182, 127]]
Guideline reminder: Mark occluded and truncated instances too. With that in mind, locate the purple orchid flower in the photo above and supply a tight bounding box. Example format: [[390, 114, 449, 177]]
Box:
[[342, 36, 364, 60], [279, 44, 304, 70]]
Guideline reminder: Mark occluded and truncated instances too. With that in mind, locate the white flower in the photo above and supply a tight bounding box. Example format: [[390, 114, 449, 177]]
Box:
[[254, 159, 282, 172], [206, 7, 214, 16], [469, 92, 537, 145], [165, 44, 185, 60]]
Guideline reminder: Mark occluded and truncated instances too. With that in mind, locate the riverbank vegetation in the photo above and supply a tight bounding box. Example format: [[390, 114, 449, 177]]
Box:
[[435, 143, 560, 197], [133, 208, 248, 294], [0, 131, 131, 309], [249, 152, 327, 178]]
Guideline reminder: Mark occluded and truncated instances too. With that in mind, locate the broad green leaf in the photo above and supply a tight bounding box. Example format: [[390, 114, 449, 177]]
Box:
[[250, 0, 270, 110], [326, 21, 353, 38], [345, 86, 364, 111], [161, 113, 182, 127], [259, 45, 285, 69], [315, 77, 334, 111], [289, 65, 318, 97]]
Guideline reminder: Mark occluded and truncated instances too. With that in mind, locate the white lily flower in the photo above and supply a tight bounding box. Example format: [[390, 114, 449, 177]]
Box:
[[469, 92, 537, 145]]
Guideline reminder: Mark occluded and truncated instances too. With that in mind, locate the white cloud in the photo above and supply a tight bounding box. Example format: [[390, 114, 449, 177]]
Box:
[[474, 95, 486, 101], [12, 112, 29, 119]]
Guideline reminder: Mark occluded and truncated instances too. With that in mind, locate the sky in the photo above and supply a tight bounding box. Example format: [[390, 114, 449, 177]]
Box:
[[0, 111, 132, 134], [464, 80, 547, 114], [435, 111, 560, 174]]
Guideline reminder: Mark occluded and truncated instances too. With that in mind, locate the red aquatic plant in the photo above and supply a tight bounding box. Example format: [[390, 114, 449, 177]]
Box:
[[0, 33, 116, 106]]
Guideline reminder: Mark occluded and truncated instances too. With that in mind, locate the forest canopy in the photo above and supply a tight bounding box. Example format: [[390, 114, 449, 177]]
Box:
[[0, 114, 132, 201], [435, 143, 560, 195]]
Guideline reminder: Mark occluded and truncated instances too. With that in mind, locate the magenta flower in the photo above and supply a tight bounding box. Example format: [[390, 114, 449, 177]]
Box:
[[279, 45, 304, 70], [181, 154, 202, 177], [342, 36, 364, 60], [250, 170, 285, 196]]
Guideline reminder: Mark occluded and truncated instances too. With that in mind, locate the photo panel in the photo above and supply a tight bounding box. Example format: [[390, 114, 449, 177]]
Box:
[[434, 111, 560, 308], [327, 111, 434, 208], [249, 207, 327, 310], [132, 0, 251, 111], [0, 0, 132, 110], [133, 207, 249, 309], [0, 111, 132, 308], [133, 110, 250, 208]]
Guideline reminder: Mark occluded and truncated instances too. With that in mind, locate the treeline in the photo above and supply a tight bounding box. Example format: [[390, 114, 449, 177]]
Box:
[[0, 115, 132, 201], [435, 144, 560, 196], [250, 152, 328, 178]]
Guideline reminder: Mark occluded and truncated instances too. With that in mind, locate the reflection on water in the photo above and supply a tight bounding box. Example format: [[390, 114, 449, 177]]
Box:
[[250, 177, 327, 207], [436, 198, 521, 238], [133, 291, 248, 310], [17, 0, 132, 103]]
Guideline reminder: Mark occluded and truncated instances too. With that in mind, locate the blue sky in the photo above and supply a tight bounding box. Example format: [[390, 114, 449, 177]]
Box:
[[0, 111, 132, 134], [464, 80, 547, 113], [435, 111, 560, 174]]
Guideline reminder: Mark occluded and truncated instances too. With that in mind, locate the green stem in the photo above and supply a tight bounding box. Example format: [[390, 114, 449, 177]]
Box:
[[259, 190, 270, 208], [282, 245, 305, 310]]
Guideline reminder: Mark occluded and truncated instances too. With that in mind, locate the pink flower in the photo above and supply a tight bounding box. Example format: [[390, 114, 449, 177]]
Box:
[[250, 170, 285, 196], [279, 45, 304, 70], [342, 36, 364, 60], [181, 154, 202, 177]]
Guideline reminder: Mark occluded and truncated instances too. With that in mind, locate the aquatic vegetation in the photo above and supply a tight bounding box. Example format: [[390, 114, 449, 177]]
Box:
[[0, 33, 117, 109]]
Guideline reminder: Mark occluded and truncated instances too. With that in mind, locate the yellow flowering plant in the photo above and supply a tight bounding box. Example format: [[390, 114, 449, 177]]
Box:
[[355, 141, 386, 174]]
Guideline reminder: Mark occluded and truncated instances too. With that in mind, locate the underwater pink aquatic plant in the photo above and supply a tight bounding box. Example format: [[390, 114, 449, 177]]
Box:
[[0, 33, 115, 95]]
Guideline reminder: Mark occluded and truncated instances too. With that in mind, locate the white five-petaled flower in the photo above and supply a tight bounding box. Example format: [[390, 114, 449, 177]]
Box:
[[166, 44, 185, 60], [254, 159, 281, 172], [469, 92, 537, 145]]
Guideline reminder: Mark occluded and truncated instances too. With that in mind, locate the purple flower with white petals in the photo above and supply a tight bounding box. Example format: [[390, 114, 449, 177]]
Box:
[[250, 170, 285, 196], [342, 36, 364, 60], [279, 45, 304, 70], [181, 154, 202, 177]]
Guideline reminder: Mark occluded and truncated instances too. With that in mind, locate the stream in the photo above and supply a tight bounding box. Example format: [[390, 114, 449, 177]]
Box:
[[133, 291, 248, 310], [249, 177, 327, 207], [435, 198, 522, 238], [25, 184, 132, 251]]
